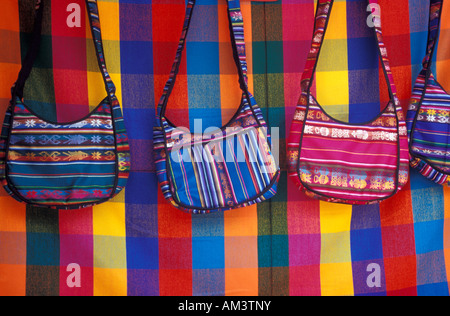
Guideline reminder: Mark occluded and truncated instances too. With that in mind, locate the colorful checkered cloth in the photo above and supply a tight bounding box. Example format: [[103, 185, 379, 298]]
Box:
[[0, 0, 449, 296]]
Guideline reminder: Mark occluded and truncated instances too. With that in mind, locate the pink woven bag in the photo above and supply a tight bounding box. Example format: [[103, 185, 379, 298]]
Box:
[[287, 0, 410, 205]]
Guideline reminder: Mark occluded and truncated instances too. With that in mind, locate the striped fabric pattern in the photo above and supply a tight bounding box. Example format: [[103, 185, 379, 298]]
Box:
[[0, 0, 130, 209], [155, 98, 279, 214], [293, 97, 409, 203], [407, 0, 450, 185], [1, 99, 121, 208], [2, 0, 450, 298], [154, 0, 279, 214], [287, 0, 410, 204]]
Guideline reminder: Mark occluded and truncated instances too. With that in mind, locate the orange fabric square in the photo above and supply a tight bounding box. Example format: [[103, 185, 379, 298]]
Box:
[[225, 268, 258, 296], [0, 264, 25, 296], [0, 197, 26, 232]]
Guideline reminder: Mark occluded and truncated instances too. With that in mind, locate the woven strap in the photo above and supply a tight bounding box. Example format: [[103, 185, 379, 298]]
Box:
[[300, 0, 398, 103], [422, 0, 444, 70], [156, 0, 251, 119], [12, 0, 116, 101]]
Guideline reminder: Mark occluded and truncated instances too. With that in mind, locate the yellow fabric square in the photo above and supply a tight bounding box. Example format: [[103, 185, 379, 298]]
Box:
[[93, 201, 126, 237], [94, 235, 127, 269], [321, 232, 352, 263], [94, 1, 120, 41], [316, 39, 348, 72], [320, 262, 354, 296], [315, 70, 349, 107], [94, 267, 127, 296], [102, 40, 122, 74], [86, 39, 121, 74], [320, 201, 352, 234], [324, 1, 347, 40]]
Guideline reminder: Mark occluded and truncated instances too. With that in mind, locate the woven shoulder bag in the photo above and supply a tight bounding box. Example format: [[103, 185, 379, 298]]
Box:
[[154, 0, 280, 214], [406, 0, 450, 184], [287, 0, 409, 204], [0, 0, 130, 209]]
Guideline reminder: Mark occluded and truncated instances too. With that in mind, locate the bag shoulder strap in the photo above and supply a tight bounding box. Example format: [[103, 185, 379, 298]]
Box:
[[156, 0, 251, 119], [12, 0, 116, 102], [422, 0, 444, 71], [300, 0, 399, 104]]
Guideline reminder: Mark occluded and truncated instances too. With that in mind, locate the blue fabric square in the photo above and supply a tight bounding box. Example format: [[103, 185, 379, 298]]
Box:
[[408, 0, 431, 33], [120, 41, 153, 74], [349, 102, 381, 124], [351, 204, 381, 230], [119, 3, 152, 42], [350, 228, 383, 261], [193, 269, 225, 296], [258, 235, 289, 267], [192, 236, 224, 269], [126, 204, 158, 238], [187, 5, 218, 42], [127, 269, 159, 296], [186, 42, 219, 75], [417, 282, 449, 296], [410, 31, 428, 66], [347, 37, 379, 71], [126, 237, 159, 269], [192, 212, 224, 237], [122, 74, 154, 109], [414, 220, 444, 254], [125, 172, 158, 205], [27, 233, 60, 266], [123, 108, 154, 140], [348, 69, 381, 103], [417, 251, 448, 286], [346, 0, 373, 39]]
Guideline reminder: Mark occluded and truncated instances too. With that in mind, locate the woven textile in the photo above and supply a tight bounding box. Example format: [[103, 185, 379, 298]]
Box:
[[154, 0, 280, 214], [0, 0, 130, 210], [287, 0, 410, 205], [0, 0, 450, 297], [1, 100, 128, 208], [407, 0, 450, 185]]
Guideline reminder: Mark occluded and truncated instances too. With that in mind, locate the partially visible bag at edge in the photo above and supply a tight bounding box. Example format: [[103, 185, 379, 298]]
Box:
[[287, 0, 410, 205], [0, 0, 131, 209], [407, 0, 450, 185], [154, 0, 280, 214]]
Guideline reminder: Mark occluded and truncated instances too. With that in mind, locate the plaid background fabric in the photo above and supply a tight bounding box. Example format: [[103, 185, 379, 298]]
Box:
[[0, 0, 449, 296]]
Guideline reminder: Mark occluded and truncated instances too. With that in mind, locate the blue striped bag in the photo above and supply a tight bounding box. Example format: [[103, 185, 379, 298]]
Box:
[[406, 0, 450, 184], [154, 0, 280, 214], [0, 0, 130, 209]]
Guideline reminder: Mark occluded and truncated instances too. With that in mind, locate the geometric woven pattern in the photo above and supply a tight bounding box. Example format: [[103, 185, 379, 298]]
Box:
[[288, 0, 410, 205], [407, 0, 450, 185], [1, 0, 450, 296], [154, 0, 279, 214]]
